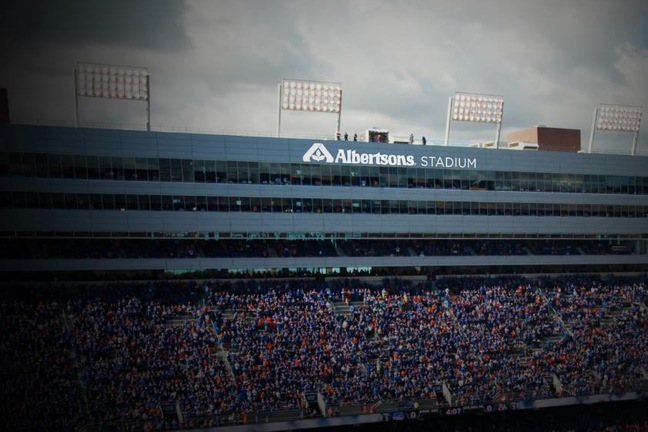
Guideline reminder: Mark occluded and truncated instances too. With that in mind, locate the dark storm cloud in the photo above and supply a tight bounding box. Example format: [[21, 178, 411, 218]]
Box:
[[189, 1, 323, 95], [1, 0, 190, 53], [1, 0, 646, 154]]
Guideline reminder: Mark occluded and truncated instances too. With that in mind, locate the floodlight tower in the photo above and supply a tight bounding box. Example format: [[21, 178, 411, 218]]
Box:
[[277, 79, 342, 138], [444, 92, 505, 147], [74, 62, 151, 131], [587, 104, 643, 155]]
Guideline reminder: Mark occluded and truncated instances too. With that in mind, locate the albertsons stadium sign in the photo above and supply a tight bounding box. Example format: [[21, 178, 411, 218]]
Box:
[[302, 143, 477, 169]]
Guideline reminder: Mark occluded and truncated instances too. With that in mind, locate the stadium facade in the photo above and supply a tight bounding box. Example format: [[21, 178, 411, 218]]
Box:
[[0, 123, 647, 277], [1, 123, 648, 432]]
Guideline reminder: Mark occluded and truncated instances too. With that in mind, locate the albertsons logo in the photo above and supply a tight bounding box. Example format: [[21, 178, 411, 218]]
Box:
[[302, 142, 416, 167], [303, 143, 334, 163]]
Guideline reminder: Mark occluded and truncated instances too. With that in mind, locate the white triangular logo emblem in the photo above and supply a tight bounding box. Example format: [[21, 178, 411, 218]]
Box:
[[303, 143, 334, 163]]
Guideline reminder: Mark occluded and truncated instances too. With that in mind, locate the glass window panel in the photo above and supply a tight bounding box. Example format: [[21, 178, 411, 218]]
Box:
[[88, 194, 101, 210], [247, 162, 259, 184], [87, 155, 100, 179], [310, 164, 321, 185], [268, 163, 281, 184], [584, 174, 596, 193], [281, 164, 302, 184], [216, 161, 227, 183], [236, 161, 249, 184], [322, 199, 333, 213], [331, 165, 343, 186], [196, 196, 207, 211], [111, 156, 123, 179], [193, 159, 206, 182], [0, 152, 8, 176], [205, 160, 217, 183], [320, 164, 332, 186], [61, 155, 75, 178], [360, 199, 370, 213], [172, 196, 184, 210], [8, 153, 22, 176], [169, 159, 182, 182], [34, 192, 49, 209], [159, 158, 171, 182], [229, 196, 241, 211], [182, 159, 194, 182], [135, 158, 148, 181], [366, 166, 379, 187], [77, 193, 90, 209], [207, 196, 219, 211], [227, 161, 238, 183], [239, 196, 250, 211], [377, 167, 388, 188], [342, 199, 352, 213], [23, 192, 38, 208], [384, 167, 395, 187], [302, 198, 313, 213], [21, 153, 36, 177], [136, 195, 150, 210], [310, 198, 323, 213], [330, 199, 342, 213], [259, 162, 271, 184], [249, 197, 260, 212], [291, 163, 304, 185], [219, 196, 230, 211], [51, 193, 65, 209], [260, 197, 272, 212], [520, 172, 534, 192], [123, 157, 136, 181], [150, 195, 161, 211], [463, 202, 474, 215], [349, 167, 359, 186], [13, 191, 27, 208], [98, 156, 112, 179], [115, 194, 127, 210], [510, 171, 520, 191], [148, 158, 160, 181], [35, 154, 48, 177], [48, 154, 63, 178], [126, 194, 138, 210], [161, 195, 174, 210]]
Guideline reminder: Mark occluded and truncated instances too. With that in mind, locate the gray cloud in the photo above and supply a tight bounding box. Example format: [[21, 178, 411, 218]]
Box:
[[1, 0, 647, 154], [1, 0, 190, 53]]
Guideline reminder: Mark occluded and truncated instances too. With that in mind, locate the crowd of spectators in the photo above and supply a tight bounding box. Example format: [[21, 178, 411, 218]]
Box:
[[540, 276, 647, 395], [0, 238, 635, 260], [1, 274, 646, 431], [0, 298, 88, 430]]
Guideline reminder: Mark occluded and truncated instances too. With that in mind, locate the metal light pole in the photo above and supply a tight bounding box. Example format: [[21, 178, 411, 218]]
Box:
[[277, 78, 342, 138], [588, 104, 642, 155], [444, 92, 505, 147], [75, 62, 151, 130]]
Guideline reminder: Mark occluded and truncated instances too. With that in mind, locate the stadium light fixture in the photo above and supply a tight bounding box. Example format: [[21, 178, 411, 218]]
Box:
[[587, 103, 642, 155], [74, 62, 151, 131], [277, 78, 342, 138], [444, 92, 505, 147]]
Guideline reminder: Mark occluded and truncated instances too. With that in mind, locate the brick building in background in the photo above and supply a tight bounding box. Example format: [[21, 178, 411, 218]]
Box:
[[508, 125, 581, 152]]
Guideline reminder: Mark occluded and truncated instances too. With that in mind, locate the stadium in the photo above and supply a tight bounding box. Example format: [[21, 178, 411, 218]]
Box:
[[1, 81, 647, 431]]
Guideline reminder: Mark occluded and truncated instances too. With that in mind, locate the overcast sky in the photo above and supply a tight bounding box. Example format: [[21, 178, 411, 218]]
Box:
[[2, 0, 647, 154]]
